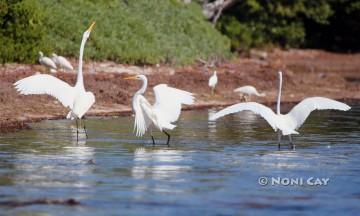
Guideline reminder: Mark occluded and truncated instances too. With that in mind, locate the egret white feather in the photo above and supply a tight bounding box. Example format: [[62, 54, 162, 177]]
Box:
[[125, 74, 195, 145], [210, 71, 350, 148], [14, 22, 96, 139]]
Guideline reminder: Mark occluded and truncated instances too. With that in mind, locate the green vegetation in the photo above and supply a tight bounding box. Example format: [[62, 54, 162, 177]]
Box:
[[1, 0, 359, 64], [0, 0, 46, 63], [0, 0, 231, 64], [217, 0, 360, 52]]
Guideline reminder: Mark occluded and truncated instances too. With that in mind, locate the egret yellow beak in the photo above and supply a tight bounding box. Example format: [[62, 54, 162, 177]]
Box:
[[87, 21, 96, 32], [124, 75, 138, 80]]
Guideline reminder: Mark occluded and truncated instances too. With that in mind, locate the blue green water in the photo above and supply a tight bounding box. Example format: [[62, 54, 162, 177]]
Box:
[[0, 105, 359, 215]]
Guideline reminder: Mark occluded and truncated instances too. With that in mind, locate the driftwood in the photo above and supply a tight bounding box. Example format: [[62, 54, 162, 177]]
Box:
[[0, 198, 81, 208]]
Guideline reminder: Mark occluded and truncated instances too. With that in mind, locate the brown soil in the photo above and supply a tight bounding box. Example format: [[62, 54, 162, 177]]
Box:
[[1, 49, 359, 133]]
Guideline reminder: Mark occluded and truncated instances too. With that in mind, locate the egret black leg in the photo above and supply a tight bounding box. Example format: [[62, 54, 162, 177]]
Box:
[[289, 135, 295, 150], [76, 119, 79, 141], [151, 136, 156, 146], [82, 119, 88, 138], [163, 130, 171, 147], [277, 131, 282, 150]]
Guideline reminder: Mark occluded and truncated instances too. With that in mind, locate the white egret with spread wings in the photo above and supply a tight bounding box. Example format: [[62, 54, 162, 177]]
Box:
[[210, 71, 350, 149], [125, 74, 195, 146], [14, 22, 96, 139]]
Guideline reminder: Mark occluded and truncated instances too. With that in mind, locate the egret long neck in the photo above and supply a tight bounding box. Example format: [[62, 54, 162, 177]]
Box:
[[75, 35, 87, 91], [136, 77, 147, 95], [276, 72, 282, 115]]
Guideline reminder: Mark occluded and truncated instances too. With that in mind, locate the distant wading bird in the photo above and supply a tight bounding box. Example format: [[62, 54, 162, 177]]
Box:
[[208, 71, 218, 95], [234, 85, 266, 101], [14, 22, 96, 139], [39, 51, 57, 73], [52, 53, 74, 71], [210, 71, 350, 149], [125, 74, 195, 146]]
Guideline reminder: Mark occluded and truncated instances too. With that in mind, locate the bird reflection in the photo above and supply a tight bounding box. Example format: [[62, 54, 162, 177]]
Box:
[[132, 147, 191, 180], [208, 108, 217, 135], [11, 121, 95, 188]]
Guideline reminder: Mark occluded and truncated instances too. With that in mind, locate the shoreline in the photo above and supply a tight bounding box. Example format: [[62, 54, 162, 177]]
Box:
[[1, 49, 359, 133]]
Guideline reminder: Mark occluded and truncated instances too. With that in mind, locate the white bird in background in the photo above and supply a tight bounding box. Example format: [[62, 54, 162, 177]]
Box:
[[125, 74, 195, 146], [208, 71, 218, 95], [14, 22, 96, 139], [210, 71, 351, 149], [234, 85, 266, 101], [38, 51, 57, 73], [51, 53, 74, 71]]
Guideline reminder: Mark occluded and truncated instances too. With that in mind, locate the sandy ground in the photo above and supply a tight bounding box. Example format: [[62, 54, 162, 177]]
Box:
[[0, 49, 359, 132]]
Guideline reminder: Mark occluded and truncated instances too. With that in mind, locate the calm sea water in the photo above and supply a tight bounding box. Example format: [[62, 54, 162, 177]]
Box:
[[0, 105, 359, 215]]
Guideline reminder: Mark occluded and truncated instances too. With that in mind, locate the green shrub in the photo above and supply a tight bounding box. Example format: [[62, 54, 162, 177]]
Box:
[[37, 0, 231, 65], [0, 0, 230, 64], [0, 0, 48, 63], [217, 0, 332, 51]]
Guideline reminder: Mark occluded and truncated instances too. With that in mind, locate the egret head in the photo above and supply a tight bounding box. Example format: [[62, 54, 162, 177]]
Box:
[[124, 74, 146, 81], [83, 21, 96, 39], [39, 51, 43, 57], [51, 53, 58, 58], [214, 71, 217, 75]]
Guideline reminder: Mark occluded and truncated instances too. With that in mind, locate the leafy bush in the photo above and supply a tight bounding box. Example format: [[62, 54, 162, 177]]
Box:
[[217, 0, 333, 51], [0, 0, 230, 64], [0, 0, 48, 63], [38, 0, 231, 65], [304, 0, 360, 51]]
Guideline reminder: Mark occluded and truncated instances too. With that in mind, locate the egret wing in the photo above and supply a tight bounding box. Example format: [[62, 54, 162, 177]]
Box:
[[209, 102, 278, 131], [288, 97, 351, 129], [14, 74, 76, 109], [133, 96, 153, 137], [153, 84, 194, 123]]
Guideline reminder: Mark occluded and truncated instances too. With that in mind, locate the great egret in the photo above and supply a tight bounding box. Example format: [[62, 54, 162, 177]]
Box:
[[210, 71, 351, 149], [14, 22, 96, 139], [125, 74, 195, 146], [234, 85, 265, 101], [51, 53, 74, 71], [39, 51, 57, 73], [208, 71, 218, 95]]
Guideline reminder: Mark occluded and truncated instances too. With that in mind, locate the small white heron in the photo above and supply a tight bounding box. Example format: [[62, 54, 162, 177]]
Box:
[[15, 22, 96, 139], [125, 74, 195, 146], [52, 53, 74, 71], [39, 51, 57, 73], [234, 85, 265, 101], [210, 71, 350, 149], [208, 71, 218, 95]]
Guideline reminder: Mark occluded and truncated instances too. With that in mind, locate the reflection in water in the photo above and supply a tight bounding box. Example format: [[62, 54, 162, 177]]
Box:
[[9, 121, 95, 189], [208, 108, 217, 137], [132, 147, 191, 180], [131, 148, 192, 194]]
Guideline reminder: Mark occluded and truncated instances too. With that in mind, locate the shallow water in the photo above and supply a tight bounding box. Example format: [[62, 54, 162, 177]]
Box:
[[0, 105, 359, 215]]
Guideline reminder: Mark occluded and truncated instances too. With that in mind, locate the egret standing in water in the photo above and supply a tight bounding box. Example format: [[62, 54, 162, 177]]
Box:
[[38, 51, 57, 73], [210, 71, 350, 149], [208, 71, 218, 95], [125, 74, 195, 146], [14, 22, 96, 140], [52, 53, 74, 71], [234, 85, 265, 101]]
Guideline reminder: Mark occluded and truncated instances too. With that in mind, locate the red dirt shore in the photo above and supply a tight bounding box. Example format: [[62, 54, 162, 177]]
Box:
[[0, 49, 359, 133]]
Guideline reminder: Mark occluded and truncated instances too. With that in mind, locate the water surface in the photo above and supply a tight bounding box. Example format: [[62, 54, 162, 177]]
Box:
[[0, 105, 359, 215]]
